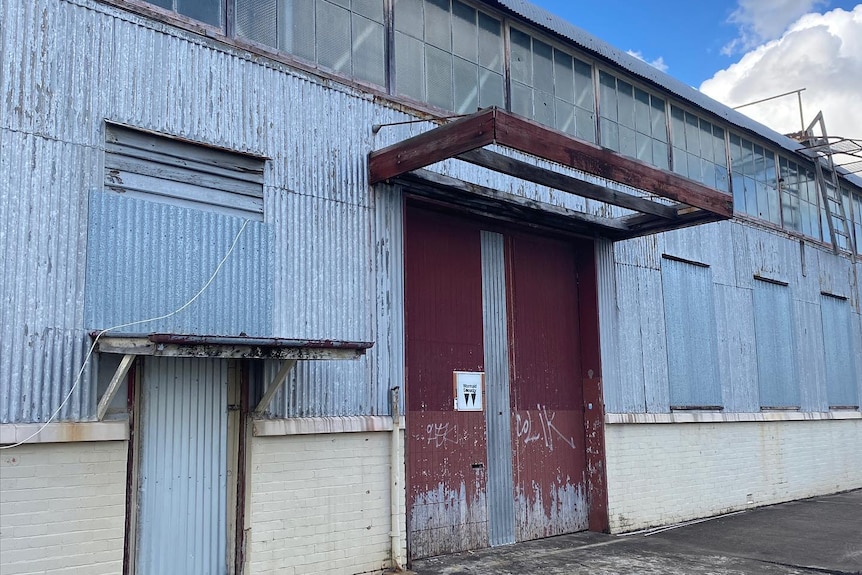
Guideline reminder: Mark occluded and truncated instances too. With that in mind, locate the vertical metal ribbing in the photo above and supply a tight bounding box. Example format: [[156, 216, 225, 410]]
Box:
[[480, 231, 515, 546], [137, 357, 228, 575]]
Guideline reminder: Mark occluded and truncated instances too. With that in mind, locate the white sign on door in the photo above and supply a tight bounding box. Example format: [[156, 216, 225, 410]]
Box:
[[454, 371, 484, 411]]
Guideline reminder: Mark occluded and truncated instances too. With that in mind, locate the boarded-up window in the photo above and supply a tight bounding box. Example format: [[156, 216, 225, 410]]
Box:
[[104, 124, 265, 220], [820, 294, 859, 408], [753, 279, 799, 408], [661, 256, 722, 409]]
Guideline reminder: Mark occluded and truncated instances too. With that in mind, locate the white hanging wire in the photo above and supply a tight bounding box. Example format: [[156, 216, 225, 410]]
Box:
[[0, 219, 251, 450]]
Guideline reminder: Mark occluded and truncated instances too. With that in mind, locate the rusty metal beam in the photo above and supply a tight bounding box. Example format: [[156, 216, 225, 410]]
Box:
[[368, 108, 734, 225], [457, 148, 678, 220], [493, 110, 733, 217], [369, 108, 497, 184]]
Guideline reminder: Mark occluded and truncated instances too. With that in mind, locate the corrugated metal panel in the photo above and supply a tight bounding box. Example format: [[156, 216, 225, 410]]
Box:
[[663, 221, 737, 287], [372, 184, 406, 415], [137, 357, 228, 575], [595, 240, 623, 412], [638, 266, 670, 412], [820, 295, 859, 407], [817, 250, 853, 300], [660, 257, 722, 408], [85, 191, 273, 336], [854, 309, 862, 411], [610, 263, 647, 412], [268, 190, 370, 344], [613, 235, 661, 270], [480, 231, 515, 547], [794, 299, 828, 412], [265, 359, 372, 418], [753, 280, 800, 408], [0, 129, 96, 423], [714, 284, 759, 413], [734, 225, 793, 289]]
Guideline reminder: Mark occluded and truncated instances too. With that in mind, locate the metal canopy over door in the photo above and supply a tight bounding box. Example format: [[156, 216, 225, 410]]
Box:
[[404, 202, 591, 560], [135, 357, 231, 575], [507, 233, 588, 540]]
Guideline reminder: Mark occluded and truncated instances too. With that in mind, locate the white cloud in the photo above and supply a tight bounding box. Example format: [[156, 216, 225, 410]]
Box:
[[722, 0, 828, 54], [626, 50, 669, 73], [701, 5, 862, 148]]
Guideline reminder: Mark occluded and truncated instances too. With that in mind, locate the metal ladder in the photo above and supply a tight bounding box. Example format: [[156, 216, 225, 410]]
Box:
[[799, 113, 856, 256]]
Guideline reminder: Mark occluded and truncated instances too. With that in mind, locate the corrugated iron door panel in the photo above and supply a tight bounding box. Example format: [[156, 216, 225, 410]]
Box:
[[507, 233, 588, 541], [137, 358, 228, 575], [480, 231, 516, 547], [404, 204, 488, 560]]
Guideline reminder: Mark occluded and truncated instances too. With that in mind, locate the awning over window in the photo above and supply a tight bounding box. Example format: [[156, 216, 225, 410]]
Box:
[[369, 107, 733, 240]]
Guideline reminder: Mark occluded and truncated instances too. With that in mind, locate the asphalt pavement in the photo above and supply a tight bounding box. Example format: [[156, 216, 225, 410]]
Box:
[[410, 489, 862, 575]]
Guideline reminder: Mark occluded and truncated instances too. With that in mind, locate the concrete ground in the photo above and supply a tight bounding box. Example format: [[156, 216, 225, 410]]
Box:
[[410, 489, 862, 575]]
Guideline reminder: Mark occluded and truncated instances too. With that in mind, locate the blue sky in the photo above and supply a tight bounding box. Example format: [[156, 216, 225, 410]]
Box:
[[529, 0, 861, 88]]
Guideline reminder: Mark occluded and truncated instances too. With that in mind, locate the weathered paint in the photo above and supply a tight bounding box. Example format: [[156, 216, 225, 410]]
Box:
[[405, 205, 488, 560], [508, 233, 588, 540], [578, 242, 609, 533]]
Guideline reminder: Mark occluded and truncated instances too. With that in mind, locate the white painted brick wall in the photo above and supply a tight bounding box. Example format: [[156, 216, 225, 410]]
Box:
[[604, 420, 862, 533], [249, 431, 406, 575], [0, 441, 128, 575]]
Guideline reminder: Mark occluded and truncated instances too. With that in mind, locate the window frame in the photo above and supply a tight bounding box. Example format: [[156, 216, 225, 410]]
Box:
[[668, 103, 730, 193], [505, 20, 599, 142]]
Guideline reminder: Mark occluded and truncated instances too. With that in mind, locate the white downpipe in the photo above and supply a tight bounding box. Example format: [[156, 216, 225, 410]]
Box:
[[389, 387, 404, 571]]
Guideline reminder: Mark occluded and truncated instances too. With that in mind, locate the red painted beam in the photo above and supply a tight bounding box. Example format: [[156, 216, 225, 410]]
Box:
[[494, 109, 734, 218], [368, 108, 497, 184]]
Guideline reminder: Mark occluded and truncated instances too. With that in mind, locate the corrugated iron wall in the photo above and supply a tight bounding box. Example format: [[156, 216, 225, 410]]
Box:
[[1, 123, 97, 422], [599, 221, 862, 414], [2, 0, 861, 423], [2, 0, 386, 421], [85, 192, 273, 336]]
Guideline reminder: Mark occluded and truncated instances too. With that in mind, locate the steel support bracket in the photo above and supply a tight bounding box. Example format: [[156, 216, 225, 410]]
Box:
[[254, 359, 297, 416], [97, 354, 136, 421]]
